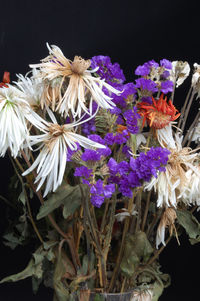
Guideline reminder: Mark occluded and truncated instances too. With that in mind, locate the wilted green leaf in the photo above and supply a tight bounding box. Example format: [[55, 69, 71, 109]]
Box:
[[152, 281, 164, 301], [53, 249, 71, 301], [18, 190, 26, 206], [3, 232, 23, 250], [37, 183, 86, 220], [176, 209, 200, 244], [0, 258, 42, 284], [32, 275, 43, 294], [120, 232, 153, 278]]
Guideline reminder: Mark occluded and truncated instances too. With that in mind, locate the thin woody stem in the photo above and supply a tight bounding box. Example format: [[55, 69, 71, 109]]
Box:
[[146, 236, 172, 266], [20, 150, 81, 270], [9, 154, 44, 244], [108, 191, 136, 293], [141, 190, 151, 232], [177, 86, 193, 130]]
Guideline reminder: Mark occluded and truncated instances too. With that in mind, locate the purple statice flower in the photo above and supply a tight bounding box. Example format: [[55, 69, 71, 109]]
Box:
[[107, 147, 170, 198], [135, 63, 151, 76], [88, 134, 105, 145], [104, 133, 115, 145], [110, 106, 122, 116], [135, 60, 159, 76], [160, 59, 172, 70], [81, 102, 97, 135], [111, 83, 136, 108], [87, 134, 111, 157], [81, 149, 101, 162], [90, 179, 115, 207], [114, 130, 129, 145], [119, 176, 133, 198], [160, 80, 174, 93], [135, 78, 158, 94], [107, 157, 118, 174], [130, 147, 170, 182], [123, 107, 140, 135], [90, 55, 125, 87], [161, 70, 170, 79], [74, 166, 93, 178], [147, 60, 159, 69], [122, 145, 132, 158]]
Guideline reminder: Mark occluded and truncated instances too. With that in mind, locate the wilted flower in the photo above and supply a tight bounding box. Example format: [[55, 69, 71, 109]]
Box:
[[145, 130, 199, 207], [14, 69, 44, 110], [0, 85, 32, 158], [156, 207, 177, 248], [131, 288, 153, 301], [170, 61, 190, 87], [138, 94, 180, 129], [22, 109, 105, 197], [30, 44, 121, 118]]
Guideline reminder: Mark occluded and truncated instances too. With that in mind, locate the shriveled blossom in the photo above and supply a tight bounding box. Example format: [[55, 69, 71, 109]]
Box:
[[156, 208, 177, 248], [138, 94, 180, 129], [131, 288, 153, 301], [30, 44, 121, 118], [145, 131, 200, 207], [22, 109, 105, 197], [0, 85, 32, 157], [170, 61, 190, 87], [14, 69, 44, 110]]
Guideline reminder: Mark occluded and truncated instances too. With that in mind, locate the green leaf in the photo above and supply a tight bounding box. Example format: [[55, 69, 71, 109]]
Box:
[[0, 258, 42, 283], [120, 232, 153, 278], [37, 183, 86, 220], [3, 232, 23, 250], [176, 209, 200, 244], [18, 190, 26, 205]]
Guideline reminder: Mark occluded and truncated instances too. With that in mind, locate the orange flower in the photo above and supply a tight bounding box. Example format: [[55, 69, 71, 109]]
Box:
[[0, 71, 10, 88], [138, 94, 180, 129]]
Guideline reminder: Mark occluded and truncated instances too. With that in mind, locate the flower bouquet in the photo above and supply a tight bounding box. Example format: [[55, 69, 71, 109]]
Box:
[[0, 44, 200, 301]]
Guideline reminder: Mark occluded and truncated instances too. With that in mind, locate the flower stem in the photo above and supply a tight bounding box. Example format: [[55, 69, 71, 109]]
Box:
[[9, 154, 43, 244], [108, 191, 136, 293], [141, 190, 151, 232]]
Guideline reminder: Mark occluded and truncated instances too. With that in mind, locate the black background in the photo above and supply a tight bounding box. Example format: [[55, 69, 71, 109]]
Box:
[[0, 0, 200, 300]]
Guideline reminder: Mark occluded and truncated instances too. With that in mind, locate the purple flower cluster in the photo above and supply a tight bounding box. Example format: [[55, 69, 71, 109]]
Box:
[[74, 165, 115, 208], [104, 131, 129, 146], [107, 147, 170, 198], [110, 83, 136, 109], [90, 180, 115, 207], [90, 55, 125, 87], [123, 108, 140, 135], [134, 59, 174, 98], [81, 135, 112, 162]]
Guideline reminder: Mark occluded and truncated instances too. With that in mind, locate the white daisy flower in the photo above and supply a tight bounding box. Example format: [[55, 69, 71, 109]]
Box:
[[22, 109, 106, 197], [0, 85, 32, 158], [170, 61, 190, 88], [145, 126, 199, 208], [178, 166, 200, 207], [14, 69, 44, 110], [30, 44, 121, 118]]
